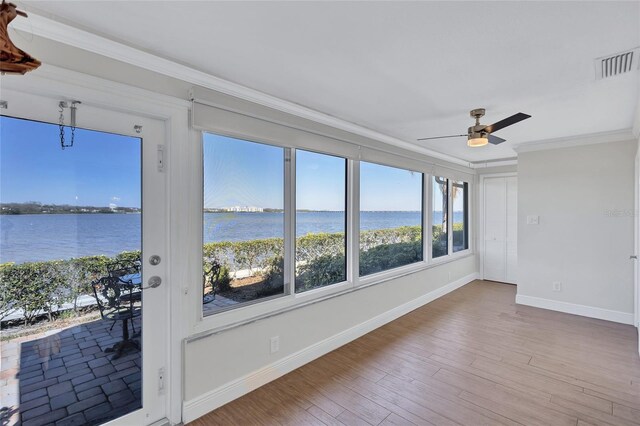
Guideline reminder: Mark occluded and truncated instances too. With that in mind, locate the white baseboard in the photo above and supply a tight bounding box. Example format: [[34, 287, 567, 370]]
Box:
[[515, 294, 634, 325], [182, 272, 479, 423]]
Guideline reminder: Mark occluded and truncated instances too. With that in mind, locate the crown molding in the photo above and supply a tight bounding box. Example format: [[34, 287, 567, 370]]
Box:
[[512, 129, 635, 154], [470, 159, 518, 168], [2, 63, 192, 112], [10, 12, 472, 168]]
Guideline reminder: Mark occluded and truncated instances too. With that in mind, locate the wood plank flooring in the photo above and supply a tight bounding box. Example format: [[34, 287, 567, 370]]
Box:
[[188, 280, 640, 426]]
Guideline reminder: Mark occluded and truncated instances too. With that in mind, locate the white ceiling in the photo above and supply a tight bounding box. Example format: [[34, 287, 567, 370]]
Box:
[[20, 1, 640, 162]]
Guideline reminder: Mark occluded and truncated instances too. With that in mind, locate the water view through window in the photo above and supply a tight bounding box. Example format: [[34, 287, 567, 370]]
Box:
[[295, 150, 346, 292], [202, 133, 285, 313], [202, 133, 428, 313], [360, 162, 423, 276], [1, 116, 143, 425]]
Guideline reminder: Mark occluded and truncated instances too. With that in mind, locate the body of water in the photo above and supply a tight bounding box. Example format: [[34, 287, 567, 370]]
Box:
[[1, 211, 461, 264]]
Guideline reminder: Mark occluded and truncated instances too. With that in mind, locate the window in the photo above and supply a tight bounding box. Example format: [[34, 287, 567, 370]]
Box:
[[295, 150, 347, 292], [452, 181, 469, 252], [202, 133, 285, 315], [360, 162, 423, 276], [432, 176, 448, 258], [200, 126, 472, 318]]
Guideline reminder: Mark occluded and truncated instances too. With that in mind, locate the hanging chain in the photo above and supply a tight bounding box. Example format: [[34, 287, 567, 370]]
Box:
[[70, 117, 76, 147], [58, 101, 79, 150], [59, 102, 67, 150]]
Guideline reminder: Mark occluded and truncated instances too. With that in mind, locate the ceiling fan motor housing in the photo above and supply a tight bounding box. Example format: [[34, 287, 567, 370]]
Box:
[[470, 108, 486, 120], [468, 124, 488, 138]]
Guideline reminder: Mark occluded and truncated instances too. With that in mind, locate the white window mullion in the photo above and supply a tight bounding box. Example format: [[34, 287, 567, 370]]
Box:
[[424, 174, 431, 264], [348, 159, 360, 286], [448, 179, 453, 256], [468, 182, 473, 253], [284, 148, 296, 296]]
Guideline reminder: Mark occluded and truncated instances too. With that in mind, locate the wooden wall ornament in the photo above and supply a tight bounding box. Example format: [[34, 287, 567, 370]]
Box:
[[1, 0, 41, 74]]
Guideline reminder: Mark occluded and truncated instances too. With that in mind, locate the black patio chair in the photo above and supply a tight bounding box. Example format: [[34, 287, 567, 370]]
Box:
[[106, 259, 141, 278], [203, 260, 221, 304], [107, 259, 142, 307], [92, 275, 141, 359]]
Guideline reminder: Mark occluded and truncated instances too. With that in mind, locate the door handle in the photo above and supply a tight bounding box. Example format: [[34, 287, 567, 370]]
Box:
[[140, 276, 162, 289], [631, 255, 638, 260], [147, 276, 162, 288]]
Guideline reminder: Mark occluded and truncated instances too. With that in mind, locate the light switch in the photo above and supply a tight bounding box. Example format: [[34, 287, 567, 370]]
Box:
[[527, 215, 539, 225]]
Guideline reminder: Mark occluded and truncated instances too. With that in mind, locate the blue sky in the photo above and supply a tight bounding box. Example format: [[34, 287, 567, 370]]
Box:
[[203, 133, 284, 209], [204, 133, 424, 211], [0, 119, 452, 213], [297, 150, 345, 211], [0, 116, 141, 207], [360, 161, 422, 211]]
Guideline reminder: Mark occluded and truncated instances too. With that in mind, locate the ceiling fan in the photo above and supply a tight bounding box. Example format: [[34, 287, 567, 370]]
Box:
[[417, 108, 531, 147]]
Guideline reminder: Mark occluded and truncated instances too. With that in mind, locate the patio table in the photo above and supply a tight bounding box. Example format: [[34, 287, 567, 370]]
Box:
[[103, 273, 142, 359]]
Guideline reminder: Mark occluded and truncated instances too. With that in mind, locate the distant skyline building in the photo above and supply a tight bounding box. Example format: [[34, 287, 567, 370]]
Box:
[[224, 206, 264, 213]]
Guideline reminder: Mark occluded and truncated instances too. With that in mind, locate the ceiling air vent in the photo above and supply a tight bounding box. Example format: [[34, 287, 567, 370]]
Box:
[[595, 48, 639, 80]]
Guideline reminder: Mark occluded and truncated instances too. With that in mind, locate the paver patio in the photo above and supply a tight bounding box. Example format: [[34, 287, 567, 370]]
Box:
[[202, 293, 237, 315], [1, 316, 141, 426]]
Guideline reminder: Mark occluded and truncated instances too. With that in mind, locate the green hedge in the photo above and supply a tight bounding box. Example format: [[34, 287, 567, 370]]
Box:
[[202, 226, 423, 277], [0, 251, 140, 324], [1, 224, 467, 324], [433, 223, 467, 258]]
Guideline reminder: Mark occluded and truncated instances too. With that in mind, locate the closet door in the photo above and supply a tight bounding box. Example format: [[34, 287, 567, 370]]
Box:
[[482, 176, 518, 284], [483, 178, 507, 281]]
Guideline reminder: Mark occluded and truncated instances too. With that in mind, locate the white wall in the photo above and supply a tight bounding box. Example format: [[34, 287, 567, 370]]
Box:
[[517, 140, 636, 323]]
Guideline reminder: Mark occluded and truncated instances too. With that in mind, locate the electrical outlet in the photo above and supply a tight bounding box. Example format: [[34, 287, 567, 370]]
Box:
[[553, 281, 562, 292], [270, 336, 280, 354]]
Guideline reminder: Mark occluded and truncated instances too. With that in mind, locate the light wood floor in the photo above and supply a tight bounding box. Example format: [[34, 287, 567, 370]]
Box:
[[188, 280, 640, 426]]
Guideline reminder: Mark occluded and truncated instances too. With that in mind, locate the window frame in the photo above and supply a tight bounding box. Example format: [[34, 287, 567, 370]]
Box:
[[194, 124, 473, 333], [357, 160, 425, 282], [429, 175, 450, 261], [430, 177, 473, 264], [451, 180, 470, 254], [201, 132, 291, 317], [292, 148, 349, 296]]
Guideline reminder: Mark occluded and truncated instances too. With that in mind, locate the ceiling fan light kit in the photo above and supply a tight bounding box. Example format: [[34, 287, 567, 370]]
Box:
[[467, 135, 488, 147], [467, 108, 489, 147]]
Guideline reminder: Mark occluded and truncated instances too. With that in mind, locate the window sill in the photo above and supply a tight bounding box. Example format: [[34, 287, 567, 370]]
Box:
[[188, 252, 475, 341]]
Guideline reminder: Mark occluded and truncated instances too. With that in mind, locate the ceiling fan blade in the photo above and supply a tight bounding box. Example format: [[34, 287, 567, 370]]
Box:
[[484, 112, 531, 134], [488, 134, 506, 145], [417, 134, 466, 141]]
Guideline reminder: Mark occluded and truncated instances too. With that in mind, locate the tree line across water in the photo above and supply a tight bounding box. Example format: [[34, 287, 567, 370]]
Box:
[[0, 202, 140, 215]]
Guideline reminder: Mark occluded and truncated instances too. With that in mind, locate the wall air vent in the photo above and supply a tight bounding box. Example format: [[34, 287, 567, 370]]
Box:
[[595, 48, 639, 80]]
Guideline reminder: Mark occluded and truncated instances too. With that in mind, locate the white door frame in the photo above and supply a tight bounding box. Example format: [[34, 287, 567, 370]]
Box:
[[0, 65, 190, 425], [478, 172, 517, 282], [635, 152, 639, 339]]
